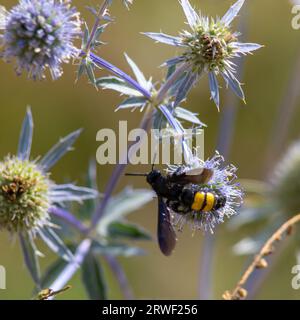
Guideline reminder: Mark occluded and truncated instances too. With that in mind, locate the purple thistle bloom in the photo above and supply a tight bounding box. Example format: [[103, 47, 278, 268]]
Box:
[[144, 0, 262, 110], [168, 152, 243, 233], [2, 0, 81, 79]]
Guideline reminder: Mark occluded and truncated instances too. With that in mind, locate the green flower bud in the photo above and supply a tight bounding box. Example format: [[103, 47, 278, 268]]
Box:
[[0, 157, 50, 233]]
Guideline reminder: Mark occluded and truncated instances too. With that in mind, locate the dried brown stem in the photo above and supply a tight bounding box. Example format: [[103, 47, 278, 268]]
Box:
[[223, 213, 300, 300]]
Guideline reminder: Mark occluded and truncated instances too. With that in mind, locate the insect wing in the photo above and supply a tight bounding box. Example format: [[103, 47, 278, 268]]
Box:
[[157, 197, 177, 256], [169, 167, 213, 185]]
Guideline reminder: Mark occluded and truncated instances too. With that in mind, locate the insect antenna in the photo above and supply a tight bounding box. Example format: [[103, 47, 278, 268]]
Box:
[[125, 173, 148, 177]]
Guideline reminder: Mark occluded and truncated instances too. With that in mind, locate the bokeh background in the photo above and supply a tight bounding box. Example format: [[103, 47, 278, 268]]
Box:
[[0, 0, 300, 299]]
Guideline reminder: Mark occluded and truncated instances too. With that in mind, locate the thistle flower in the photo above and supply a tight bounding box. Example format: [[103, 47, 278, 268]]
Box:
[[1, 0, 81, 79], [144, 0, 262, 109], [0, 157, 50, 233], [271, 141, 300, 216], [1, 107, 98, 285], [168, 152, 243, 233]]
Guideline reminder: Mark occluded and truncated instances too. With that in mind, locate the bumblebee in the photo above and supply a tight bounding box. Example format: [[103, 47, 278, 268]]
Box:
[[126, 166, 226, 256]]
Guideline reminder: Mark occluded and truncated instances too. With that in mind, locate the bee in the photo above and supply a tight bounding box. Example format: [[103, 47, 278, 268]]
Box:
[[126, 166, 226, 256]]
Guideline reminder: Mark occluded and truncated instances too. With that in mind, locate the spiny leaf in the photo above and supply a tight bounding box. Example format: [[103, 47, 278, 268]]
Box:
[[209, 72, 220, 110], [97, 188, 153, 236], [124, 53, 149, 89], [143, 32, 185, 47], [174, 107, 204, 126], [39, 129, 82, 171], [38, 227, 74, 262], [82, 252, 107, 300], [18, 107, 34, 161], [174, 71, 197, 107], [221, 70, 245, 101], [49, 184, 99, 203], [39, 258, 68, 291], [19, 233, 41, 288], [221, 0, 245, 27], [180, 0, 199, 28], [96, 76, 143, 97], [116, 96, 147, 111], [92, 241, 145, 257], [107, 221, 152, 240]]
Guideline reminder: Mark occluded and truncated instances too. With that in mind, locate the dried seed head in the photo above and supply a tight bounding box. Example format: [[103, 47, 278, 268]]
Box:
[[263, 245, 275, 256], [256, 258, 268, 269], [287, 225, 294, 236], [237, 288, 248, 299], [0, 157, 50, 233], [222, 290, 233, 300]]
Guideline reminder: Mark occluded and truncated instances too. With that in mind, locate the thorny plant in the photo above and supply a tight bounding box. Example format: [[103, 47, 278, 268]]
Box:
[[0, 0, 283, 300], [224, 213, 300, 300]]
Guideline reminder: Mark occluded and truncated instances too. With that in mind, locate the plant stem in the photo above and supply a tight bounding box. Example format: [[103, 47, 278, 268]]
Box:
[[198, 233, 215, 300], [48, 239, 92, 297], [48, 107, 153, 296], [246, 236, 292, 299], [156, 63, 191, 104], [85, 0, 111, 52], [223, 213, 300, 300], [104, 255, 134, 300], [90, 106, 153, 228], [81, 0, 152, 99]]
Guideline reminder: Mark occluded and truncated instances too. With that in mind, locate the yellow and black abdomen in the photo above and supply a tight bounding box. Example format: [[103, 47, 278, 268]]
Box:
[[191, 191, 215, 212], [166, 187, 226, 215], [190, 190, 226, 212]]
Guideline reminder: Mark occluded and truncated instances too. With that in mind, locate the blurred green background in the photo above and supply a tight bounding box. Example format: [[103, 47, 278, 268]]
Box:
[[0, 0, 300, 300]]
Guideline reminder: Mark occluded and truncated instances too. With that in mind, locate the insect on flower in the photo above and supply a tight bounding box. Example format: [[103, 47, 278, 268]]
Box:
[[144, 0, 262, 109], [126, 153, 243, 256]]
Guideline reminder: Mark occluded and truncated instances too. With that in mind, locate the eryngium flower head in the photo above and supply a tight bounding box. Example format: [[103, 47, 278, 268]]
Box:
[[181, 19, 238, 73], [169, 152, 243, 233], [0, 157, 50, 233], [0, 107, 98, 238], [271, 141, 300, 216], [2, 0, 81, 79], [145, 0, 262, 109]]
